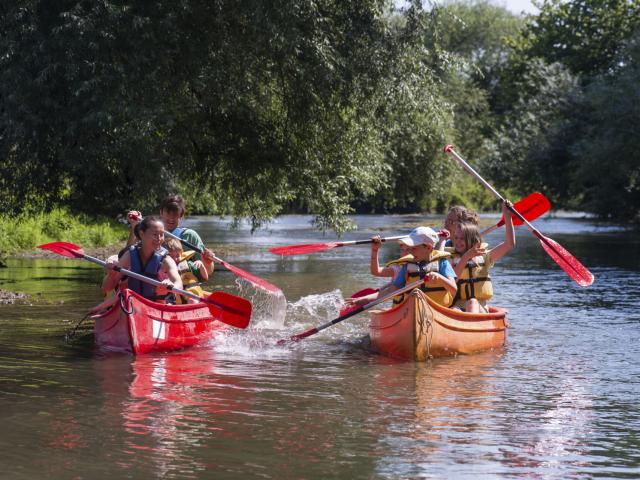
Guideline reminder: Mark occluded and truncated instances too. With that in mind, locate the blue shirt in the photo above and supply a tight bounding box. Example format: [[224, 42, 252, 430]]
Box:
[[392, 259, 456, 288]]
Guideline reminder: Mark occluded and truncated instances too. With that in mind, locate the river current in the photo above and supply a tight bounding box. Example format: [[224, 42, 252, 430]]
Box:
[[0, 214, 638, 479]]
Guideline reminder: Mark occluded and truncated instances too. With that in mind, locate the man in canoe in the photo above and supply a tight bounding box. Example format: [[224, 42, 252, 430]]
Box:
[[126, 194, 216, 267], [346, 226, 457, 308], [103, 216, 183, 303]]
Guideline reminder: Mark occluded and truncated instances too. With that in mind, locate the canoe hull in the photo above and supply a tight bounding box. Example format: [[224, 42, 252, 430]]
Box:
[[369, 289, 507, 360], [94, 289, 224, 355]]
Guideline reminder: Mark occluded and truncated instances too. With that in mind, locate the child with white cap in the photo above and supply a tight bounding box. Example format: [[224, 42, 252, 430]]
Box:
[[346, 226, 457, 308]]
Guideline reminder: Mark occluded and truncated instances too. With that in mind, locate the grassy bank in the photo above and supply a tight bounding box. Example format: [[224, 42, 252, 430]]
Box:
[[0, 208, 127, 257]]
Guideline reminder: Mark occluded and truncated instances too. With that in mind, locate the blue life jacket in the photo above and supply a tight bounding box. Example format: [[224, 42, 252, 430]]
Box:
[[128, 245, 168, 300], [170, 227, 187, 238]]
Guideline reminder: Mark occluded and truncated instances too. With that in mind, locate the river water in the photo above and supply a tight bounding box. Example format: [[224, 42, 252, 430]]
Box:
[[0, 214, 639, 479]]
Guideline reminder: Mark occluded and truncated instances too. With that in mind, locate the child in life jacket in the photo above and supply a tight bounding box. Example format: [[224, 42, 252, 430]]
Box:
[[369, 236, 412, 282], [346, 227, 457, 308], [450, 200, 515, 313], [162, 238, 211, 303], [370, 230, 450, 282], [437, 205, 480, 251], [164, 238, 212, 282]]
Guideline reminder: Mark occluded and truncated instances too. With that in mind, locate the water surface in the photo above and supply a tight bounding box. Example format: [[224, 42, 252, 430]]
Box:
[[0, 214, 639, 479]]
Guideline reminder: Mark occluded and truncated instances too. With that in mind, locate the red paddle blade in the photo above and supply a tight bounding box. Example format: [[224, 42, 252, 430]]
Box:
[[206, 291, 252, 329], [539, 235, 594, 287], [217, 259, 281, 294], [269, 242, 340, 256], [339, 287, 379, 316], [37, 242, 86, 259], [497, 192, 551, 227]]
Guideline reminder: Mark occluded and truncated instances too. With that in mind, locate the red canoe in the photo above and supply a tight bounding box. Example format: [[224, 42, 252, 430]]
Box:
[[369, 289, 508, 360], [93, 289, 226, 354]]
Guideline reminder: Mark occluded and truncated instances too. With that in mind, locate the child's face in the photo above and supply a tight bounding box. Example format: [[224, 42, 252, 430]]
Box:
[[454, 225, 466, 253], [410, 243, 433, 261], [168, 250, 181, 263]]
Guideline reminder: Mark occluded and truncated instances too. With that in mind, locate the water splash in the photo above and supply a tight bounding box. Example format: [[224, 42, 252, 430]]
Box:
[[234, 278, 287, 329], [285, 289, 344, 327], [212, 289, 352, 355]]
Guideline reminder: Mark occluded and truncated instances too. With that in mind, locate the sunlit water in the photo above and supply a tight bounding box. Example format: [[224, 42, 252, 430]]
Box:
[[1, 214, 639, 479]]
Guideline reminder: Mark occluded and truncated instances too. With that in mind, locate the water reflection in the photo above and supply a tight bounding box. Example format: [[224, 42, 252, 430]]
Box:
[[2, 215, 640, 479], [94, 345, 256, 478], [372, 351, 506, 477]]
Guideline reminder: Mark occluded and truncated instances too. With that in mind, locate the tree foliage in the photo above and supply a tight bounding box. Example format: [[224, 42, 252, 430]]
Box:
[[1, 0, 638, 230], [2, 0, 443, 231], [519, 0, 640, 77]]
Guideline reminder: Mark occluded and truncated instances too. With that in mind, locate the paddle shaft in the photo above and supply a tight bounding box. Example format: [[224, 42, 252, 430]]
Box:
[[446, 146, 593, 286], [446, 147, 551, 243], [83, 252, 211, 305], [333, 235, 408, 248], [162, 229, 281, 293], [283, 278, 424, 342]]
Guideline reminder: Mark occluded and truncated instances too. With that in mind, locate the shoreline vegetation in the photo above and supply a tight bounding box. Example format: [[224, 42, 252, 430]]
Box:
[[0, 208, 128, 259], [2, 2, 638, 233]]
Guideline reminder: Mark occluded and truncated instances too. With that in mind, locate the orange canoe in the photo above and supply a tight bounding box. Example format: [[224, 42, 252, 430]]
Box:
[[369, 289, 508, 360]]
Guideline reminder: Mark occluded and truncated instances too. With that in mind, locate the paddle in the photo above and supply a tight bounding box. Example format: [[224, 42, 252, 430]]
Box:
[[338, 287, 379, 316], [269, 235, 409, 256], [37, 242, 252, 328], [481, 192, 551, 236], [129, 213, 281, 294], [443, 145, 594, 287], [277, 279, 425, 345]]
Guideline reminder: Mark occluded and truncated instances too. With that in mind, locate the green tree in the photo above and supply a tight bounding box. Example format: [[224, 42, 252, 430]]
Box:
[[570, 31, 640, 220], [517, 0, 640, 77]]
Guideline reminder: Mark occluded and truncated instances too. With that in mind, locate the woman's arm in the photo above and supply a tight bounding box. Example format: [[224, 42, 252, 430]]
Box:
[[102, 251, 130, 293]]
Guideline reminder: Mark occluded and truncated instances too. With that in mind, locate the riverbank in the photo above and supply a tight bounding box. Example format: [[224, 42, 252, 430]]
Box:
[[0, 208, 127, 258]]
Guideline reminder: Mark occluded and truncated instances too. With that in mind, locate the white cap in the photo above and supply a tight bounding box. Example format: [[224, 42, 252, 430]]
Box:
[[399, 227, 439, 247]]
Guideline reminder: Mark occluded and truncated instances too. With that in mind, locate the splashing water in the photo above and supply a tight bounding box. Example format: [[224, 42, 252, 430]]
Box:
[[285, 289, 345, 328], [213, 289, 353, 354], [234, 278, 287, 329]]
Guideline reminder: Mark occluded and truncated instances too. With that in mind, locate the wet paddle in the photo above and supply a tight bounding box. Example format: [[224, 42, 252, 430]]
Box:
[[37, 242, 252, 328], [277, 279, 425, 345], [481, 192, 551, 236], [444, 145, 594, 287], [129, 213, 282, 294], [338, 287, 379, 316], [269, 235, 409, 256]]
